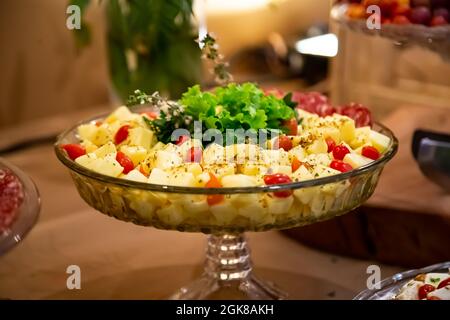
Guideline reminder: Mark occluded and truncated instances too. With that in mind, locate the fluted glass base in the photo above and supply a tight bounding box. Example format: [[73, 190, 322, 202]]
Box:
[[169, 234, 288, 300]]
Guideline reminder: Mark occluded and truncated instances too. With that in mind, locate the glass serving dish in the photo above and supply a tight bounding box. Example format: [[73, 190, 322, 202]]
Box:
[[331, 3, 450, 61], [54, 105, 398, 299], [0, 158, 40, 256], [355, 261, 450, 300]]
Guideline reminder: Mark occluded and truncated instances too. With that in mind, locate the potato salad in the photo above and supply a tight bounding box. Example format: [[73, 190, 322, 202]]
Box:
[[59, 84, 392, 228]]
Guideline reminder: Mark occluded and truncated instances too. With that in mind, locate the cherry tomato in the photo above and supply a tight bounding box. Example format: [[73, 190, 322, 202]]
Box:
[[326, 137, 336, 153], [291, 156, 302, 172], [61, 144, 86, 160], [362, 146, 380, 160], [141, 111, 159, 119], [263, 173, 293, 198], [418, 284, 435, 300], [176, 135, 190, 145], [185, 147, 202, 163], [206, 173, 224, 206], [437, 277, 450, 289], [114, 125, 130, 145], [94, 121, 102, 127], [273, 135, 293, 151], [330, 160, 353, 173], [333, 144, 350, 160], [116, 151, 134, 174], [282, 118, 298, 136]]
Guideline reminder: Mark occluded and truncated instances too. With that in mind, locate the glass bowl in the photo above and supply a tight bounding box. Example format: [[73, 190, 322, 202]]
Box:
[[0, 158, 40, 256], [354, 261, 450, 300], [331, 3, 450, 61], [54, 105, 398, 299]]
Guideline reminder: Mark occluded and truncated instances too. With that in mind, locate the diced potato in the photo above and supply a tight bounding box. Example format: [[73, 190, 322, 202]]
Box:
[[221, 174, 258, 187], [123, 169, 148, 183], [234, 144, 261, 164], [343, 153, 372, 168], [267, 195, 294, 215], [104, 106, 134, 123], [156, 204, 185, 225], [151, 142, 166, 152], [294, 187, 317, 205], [90, 125, 112, 146], [167, 163, 203, 178], [340, 119, 356, 143], [238, 162, 267, 176], [306, 138, 328, 154], [89, 157, 123, 177], [93, 142, 117, 158], [81, 140, 98, 153], [369, 130, 390, 153], [148, 168, 170, 185], [289, 145, 306, 161], [169, 172, 196, 187], [75, 153, 97, 168], [303, 153, 331, 167], [154, 150, 183, 170], [77, 123, 98, 142], [203, 164, 236, 178], [129, 127, 154, 150], [177, 139, 203, 157], [312, 164, 340, 177], [292, 165, 314, 182], [237, 200, 268, 222], [260, 149, 290, 166], [130, 199, 156, 220], [120, 145, 147, 166], [183, 198, 209, 214], [268, 165, 292, 175], [315, 126, 341, 143], [203, 143, 227, 165], [195, 172, 211, 187], [210, 201, 237, 224]]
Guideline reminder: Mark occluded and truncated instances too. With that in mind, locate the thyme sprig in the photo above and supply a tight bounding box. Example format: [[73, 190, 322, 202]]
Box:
[[199, 33, 233, 85]]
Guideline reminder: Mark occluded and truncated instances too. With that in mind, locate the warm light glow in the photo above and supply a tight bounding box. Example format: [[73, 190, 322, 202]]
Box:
[[295, 33, 339, 57], [203, 0, 274, 14]]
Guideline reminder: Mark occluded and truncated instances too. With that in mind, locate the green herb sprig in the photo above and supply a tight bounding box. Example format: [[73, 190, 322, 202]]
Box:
[[199, 33, 233, 85]]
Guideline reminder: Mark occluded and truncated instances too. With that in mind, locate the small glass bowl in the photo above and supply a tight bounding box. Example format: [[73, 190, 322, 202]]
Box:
[[355, 261, 450, 300], [0, 158, 40, 255]]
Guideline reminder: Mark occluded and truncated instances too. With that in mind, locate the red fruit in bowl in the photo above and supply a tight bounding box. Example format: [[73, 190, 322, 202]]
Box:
[[433, 7, 449, 21], [393, 15, 412, 23], [431, 15, 449, 25], [393, 4, 412, 16], [409, 6, 432, 24], [411, 0, 431, 7]]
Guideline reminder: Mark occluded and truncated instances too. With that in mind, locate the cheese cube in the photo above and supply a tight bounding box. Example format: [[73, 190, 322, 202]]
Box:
[[148, 168, 170, 185], [120, 145, 147, 166], [369, 130, 390, 153], [129, 127, 154, 150], [154, 150, 183, 170], [343, 153, 372, 168]]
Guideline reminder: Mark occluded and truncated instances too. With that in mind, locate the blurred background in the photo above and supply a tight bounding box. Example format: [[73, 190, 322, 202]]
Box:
[[1, 0, 450, 299]]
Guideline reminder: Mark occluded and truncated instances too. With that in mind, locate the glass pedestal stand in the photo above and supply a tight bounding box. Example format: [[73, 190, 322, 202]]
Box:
[[169, 234, 288, 300]]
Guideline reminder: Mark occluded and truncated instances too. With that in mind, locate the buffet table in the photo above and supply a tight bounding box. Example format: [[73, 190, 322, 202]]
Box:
[[1, 105, 446, 300]]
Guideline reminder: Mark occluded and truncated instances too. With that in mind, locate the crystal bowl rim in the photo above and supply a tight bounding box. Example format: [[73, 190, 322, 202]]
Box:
[[54, 108, 398, 195]]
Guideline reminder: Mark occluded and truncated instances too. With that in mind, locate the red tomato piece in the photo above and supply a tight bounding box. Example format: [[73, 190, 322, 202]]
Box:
[[114, 125, 130, 145], [437, 277, 450, 289], [206, 173, 224, 206], [61, 144, 86, 160], [273, 135, 293, 151], [185, 147, 202, 163], [362, 146, 380, 160], [282, 118, 298, 136], [418, 284, 435, 300], [263, 173, 293, 198], [325, 137, 336, 153], [116, 151, 134, 174], [330, 160, 353, 173], [291, 157, 302, 172], [333, 144, 350, 160], [141, 111, 159, 119], [176, 135, 190, 145]]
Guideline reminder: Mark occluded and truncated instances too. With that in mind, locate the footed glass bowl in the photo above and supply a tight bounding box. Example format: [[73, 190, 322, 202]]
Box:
[[54, 107, 398, 299]]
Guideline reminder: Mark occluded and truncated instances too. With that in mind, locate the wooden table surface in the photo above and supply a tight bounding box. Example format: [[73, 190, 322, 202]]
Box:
[[4, 105, 441, 300]]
